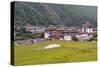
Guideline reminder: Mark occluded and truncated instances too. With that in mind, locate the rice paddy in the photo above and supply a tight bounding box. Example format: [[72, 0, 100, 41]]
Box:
[[14, 40, 97, 66]]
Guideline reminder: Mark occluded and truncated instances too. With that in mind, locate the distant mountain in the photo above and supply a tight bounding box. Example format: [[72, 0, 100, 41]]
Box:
[[14, 1, 97, 27]]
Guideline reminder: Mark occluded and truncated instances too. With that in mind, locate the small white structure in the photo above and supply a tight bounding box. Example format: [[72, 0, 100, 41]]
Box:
[[44, 44, 61, 49], [44, 32, 49, 39]]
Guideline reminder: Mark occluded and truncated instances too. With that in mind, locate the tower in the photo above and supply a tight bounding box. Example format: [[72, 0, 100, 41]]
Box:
[[82, 21, 93, 33]]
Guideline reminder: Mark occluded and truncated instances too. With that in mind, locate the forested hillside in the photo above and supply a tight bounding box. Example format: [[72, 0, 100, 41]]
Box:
[[14, 1, 97, 26]]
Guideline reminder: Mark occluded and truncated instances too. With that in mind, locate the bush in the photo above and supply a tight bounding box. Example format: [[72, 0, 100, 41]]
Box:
[[72, 36, 79, 41], [88, 33, 97, 41], [15, 32, 44, 40], [88, 37, 97, 41]]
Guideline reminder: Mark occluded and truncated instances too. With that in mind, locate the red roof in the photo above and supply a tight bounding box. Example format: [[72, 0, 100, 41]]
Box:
[[83, 21, 93, 27]]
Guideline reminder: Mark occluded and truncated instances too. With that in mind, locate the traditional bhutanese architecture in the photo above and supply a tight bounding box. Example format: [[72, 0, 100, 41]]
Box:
[[82, 21, 93, 33], [44, 21, 96, 41], [63, 30, 79, 41], [25, 24, 45, 33]]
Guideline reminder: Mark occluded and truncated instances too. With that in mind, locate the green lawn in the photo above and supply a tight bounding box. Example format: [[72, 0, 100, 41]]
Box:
[[14, 40, 97, 66]]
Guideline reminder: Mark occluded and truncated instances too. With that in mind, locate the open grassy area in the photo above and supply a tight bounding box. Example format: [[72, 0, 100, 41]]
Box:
[[14, 40, 97, 66]]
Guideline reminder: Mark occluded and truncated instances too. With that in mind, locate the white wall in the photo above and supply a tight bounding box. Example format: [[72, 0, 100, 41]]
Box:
[[86, 28, 93, 33], [44, 32, 49, 39], [82, 28, 93, 33], [64, 35, 72, 41]]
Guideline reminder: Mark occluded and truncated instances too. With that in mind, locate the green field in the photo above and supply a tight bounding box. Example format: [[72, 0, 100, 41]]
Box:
[[14, 40, 97, 66]]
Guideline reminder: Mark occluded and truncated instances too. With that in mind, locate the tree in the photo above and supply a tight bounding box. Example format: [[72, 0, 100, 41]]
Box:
[[88, 33, 97, 41], [72, 35, 79, 41], [19, 27, 26, 33], [93, 33, 97, 38]]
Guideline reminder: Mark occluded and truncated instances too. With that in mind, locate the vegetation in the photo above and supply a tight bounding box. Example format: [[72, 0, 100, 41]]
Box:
[[88, 33, 97, 41], [14, 2, 97, 40], [14, 40, 97, 66], [72, 36, 79, 41], [15, 32, 44, 40], [14, 2, 97, 26]]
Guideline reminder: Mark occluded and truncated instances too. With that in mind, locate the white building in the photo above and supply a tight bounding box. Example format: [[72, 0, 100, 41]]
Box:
[[25, 24, 45, 33], [82, 21, 93, 33], [44, 21, 95, 41]]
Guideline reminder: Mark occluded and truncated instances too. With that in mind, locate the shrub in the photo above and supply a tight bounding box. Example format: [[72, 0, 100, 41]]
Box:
[[72, 35, 79, 41]]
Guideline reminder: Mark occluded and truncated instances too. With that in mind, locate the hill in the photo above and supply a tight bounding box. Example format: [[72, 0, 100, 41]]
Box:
[[14, 1, 97, 27]]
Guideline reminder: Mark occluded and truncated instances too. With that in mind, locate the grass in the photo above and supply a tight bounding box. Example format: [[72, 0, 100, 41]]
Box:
[[14, 40, 97, 66]]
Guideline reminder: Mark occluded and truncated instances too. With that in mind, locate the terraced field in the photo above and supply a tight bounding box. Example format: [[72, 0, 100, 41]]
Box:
[[14, 40, 97, 66]]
